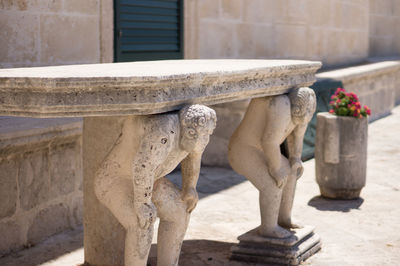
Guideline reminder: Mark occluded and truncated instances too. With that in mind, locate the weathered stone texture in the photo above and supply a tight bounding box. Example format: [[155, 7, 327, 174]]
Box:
[[198, 21, 237, 58], [40, 15, 100, 65], [275, 24, 308, 58], [64, 0, 99, 14], [19, 150, 50, 211], [0, 220, 22, 256], [0, 0, 104, 68], [235, 23, 275, 58], [395, 72, 400, 105], [243, 0, 281, 23], [197, 0, 219, 19], [315, 113, 368, 199], [0, 0, 62, 12], [72, 195, 83, 228], [0, 12, 39, 65], [83, 117, 127, 266], [49, 143, 79, 198], [203, 100, 249, 167], [0, 118, 83, 256], [220, 0, 242, 20], [100, 0, 114, 63], [0, 60, 321, 117], [27, 203, 71, 245], [0, 159, 17, 218]]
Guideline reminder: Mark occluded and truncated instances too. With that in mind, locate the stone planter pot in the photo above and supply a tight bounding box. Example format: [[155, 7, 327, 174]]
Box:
[[315, 112, 368, 199]]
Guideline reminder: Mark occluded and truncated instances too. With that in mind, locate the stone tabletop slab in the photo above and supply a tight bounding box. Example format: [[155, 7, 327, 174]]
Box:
[[0, 59, 321, 117]]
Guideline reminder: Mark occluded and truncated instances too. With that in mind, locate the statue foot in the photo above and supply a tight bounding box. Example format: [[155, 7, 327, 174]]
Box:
[[279, 219, 303, 230], [259, 225, 292, 239]]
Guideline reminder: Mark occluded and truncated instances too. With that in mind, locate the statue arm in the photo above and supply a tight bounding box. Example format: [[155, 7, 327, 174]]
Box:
[[260, 96, 291, 188], [180, 152, 202, 213], [286, 123, 308, 178], [261, 135, 290, 188]]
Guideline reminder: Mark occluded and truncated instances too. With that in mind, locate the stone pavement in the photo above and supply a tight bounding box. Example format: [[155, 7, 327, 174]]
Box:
[[1, 106, 400, 266]]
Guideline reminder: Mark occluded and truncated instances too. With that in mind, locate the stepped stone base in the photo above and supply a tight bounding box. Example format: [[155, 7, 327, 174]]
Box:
[[230, 226, 321, 265]]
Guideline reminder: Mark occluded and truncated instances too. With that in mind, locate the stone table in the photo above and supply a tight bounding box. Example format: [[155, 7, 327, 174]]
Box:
[[0, 59, 321, 266]]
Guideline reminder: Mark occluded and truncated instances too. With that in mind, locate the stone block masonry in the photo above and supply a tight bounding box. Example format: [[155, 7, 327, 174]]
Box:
[[369, 0, 400, 57], [185, 0, 369, 68], [0, 117, 83, 256], [0, 0, 113, 68]]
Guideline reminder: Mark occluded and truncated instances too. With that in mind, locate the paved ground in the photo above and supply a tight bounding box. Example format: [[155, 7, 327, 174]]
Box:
[[1, 106, 399, 266]]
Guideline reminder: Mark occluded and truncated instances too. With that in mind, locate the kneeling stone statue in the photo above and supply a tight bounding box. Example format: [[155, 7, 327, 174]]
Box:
[[228, 87, 321, 264], [95, 104, 216, 266]]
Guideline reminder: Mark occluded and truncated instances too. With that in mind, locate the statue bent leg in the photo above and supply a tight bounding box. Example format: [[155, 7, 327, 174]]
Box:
[[152, 177, 191, 266], [229, 142, 292, 239], [95, 168, 155, 266], [278, 173, 299, 229]]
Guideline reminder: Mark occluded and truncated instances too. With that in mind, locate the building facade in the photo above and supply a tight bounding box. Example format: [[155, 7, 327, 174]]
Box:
[[1, 0, 400, 68]]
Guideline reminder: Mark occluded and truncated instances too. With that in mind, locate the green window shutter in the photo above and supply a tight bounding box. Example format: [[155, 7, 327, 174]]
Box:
[[114, 0, 184, 62]]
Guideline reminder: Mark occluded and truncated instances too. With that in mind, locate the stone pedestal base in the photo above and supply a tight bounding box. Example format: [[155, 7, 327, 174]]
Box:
[[230, 226, 321, 265]]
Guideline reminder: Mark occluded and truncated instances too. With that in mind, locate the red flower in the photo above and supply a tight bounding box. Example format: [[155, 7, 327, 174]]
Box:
[[329, 88, 369, 118], [364, 105, 371, 115], [350, 92, 358, 101]]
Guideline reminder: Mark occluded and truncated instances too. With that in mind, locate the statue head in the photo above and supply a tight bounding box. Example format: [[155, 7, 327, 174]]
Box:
[[179, 104, 217, 153], [289, 87, 316, 125]]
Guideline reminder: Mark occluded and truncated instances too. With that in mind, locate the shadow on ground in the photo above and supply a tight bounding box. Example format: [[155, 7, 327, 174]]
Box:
[[0, 227, 83, 266], [167, 167, 247, 199], [148, 239, 251, 266], [308, 196, 364, 212]]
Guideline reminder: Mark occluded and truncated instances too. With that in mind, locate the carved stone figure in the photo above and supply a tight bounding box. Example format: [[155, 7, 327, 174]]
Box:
[[94, 104, 216, 266], [228, 87, 316, 238]]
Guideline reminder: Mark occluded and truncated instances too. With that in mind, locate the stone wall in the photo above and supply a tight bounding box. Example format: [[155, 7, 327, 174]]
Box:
[[185, 0, 369, 67], [0, 0, 113, 68], [317, 59, 400, 121], [2, 0, 400, 68], [0, 117, 83, 256], [369, 0, 400, 57]]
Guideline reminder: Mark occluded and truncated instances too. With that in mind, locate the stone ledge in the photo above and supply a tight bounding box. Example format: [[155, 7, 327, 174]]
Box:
[[0, 117, 82, 153], [317, 60, 400, 83], [315, 57, 400, 121], [0, 60, 321, 117]]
